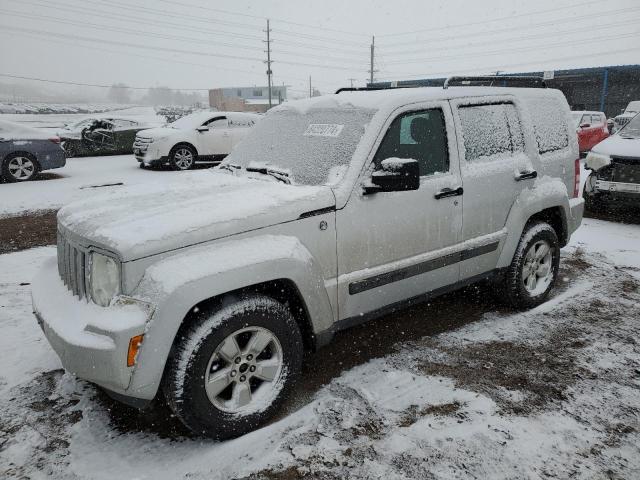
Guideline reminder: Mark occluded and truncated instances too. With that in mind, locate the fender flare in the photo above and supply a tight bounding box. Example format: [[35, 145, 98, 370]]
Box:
[[497, 178, 570, 268], [127, 234, 334, 399]]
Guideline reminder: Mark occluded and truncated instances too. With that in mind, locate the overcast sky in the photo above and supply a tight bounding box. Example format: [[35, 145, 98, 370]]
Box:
[[0, 0, 638, 100]]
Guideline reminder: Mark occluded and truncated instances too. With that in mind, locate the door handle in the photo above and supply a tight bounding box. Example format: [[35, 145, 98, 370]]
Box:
[[434, 186, 463, 199], [515, 170, 538, 181]]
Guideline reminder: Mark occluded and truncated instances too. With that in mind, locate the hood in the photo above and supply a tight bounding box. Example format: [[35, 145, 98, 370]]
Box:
[[57, 171, 335, 261], [136, 126, 176, 138], [591, 134, 640, 158]]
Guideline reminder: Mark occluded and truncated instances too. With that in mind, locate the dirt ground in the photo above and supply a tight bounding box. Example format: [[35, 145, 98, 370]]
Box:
[[0, 210, 57, 254]]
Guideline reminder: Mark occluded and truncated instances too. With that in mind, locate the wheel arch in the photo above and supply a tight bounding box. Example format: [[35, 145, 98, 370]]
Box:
[[170, 141, 199, 157]]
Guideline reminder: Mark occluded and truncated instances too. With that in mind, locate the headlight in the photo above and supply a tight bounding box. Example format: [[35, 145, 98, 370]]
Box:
[[584, 152, 611, 171], [89, 252, 120, 307]]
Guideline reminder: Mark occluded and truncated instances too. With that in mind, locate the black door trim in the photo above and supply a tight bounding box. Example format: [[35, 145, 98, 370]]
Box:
[[348, 241, 500, 295]]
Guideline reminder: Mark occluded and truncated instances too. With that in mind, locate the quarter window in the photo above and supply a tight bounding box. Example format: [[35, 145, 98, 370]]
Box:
[[458, 103, 524, 161], [373, 109, 449, 176]]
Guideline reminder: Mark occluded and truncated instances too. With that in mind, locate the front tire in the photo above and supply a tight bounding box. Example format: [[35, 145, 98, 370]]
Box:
[[2, 153, 39, 182], [169, 144, 196, 171], [502, 222, 560, 309], [164, 295, 303, 439]]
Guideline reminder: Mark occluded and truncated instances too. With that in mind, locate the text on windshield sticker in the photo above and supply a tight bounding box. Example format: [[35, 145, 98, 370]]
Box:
[[304, 124, 344, 137]]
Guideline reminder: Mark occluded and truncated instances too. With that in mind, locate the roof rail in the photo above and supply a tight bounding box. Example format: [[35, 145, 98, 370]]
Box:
[[443, 75, 546, 89], [335, 86, 392, 94]]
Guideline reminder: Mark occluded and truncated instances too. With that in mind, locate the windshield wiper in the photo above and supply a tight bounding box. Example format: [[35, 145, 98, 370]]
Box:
[[245, 165, 291, 184]]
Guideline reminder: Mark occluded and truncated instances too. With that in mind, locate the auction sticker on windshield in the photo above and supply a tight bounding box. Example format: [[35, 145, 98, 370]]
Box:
[[304, 124, 344, 137]]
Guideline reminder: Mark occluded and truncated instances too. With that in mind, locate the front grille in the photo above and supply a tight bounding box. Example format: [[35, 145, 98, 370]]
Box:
[[611, 158, 640, 184], [133, 137, 152, 151], [57, 231, 88, 299]]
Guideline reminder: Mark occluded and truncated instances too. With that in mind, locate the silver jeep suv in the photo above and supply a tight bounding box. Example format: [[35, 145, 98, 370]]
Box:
[[33, 80, 584, 439]]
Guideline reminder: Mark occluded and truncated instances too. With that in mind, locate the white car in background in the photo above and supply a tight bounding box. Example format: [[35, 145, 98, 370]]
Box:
[[134, 111, 261, 170]]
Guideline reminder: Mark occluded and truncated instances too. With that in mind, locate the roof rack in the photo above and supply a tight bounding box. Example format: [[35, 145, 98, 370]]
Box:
[[443, 75, 546, 89], [335, 86, 392, 94]]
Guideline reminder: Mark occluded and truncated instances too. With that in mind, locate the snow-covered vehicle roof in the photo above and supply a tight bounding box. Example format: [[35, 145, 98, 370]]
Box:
[[273, 86, 563, 117], [0, 118, 52, 140]]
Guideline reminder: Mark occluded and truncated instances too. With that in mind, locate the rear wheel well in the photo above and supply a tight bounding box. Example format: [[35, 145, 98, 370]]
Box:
[[526, 207, 568, 246], [176, 279, 316, 354]]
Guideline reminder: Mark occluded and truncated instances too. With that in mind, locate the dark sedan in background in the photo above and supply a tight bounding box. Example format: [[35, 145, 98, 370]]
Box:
[[60, 117, 150, 157], [0, 119, 66, 182]]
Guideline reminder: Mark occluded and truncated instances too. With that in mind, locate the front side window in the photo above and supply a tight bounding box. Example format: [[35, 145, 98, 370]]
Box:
[[373, 109, 449, 176], [203, 117, 227, 128], [458, 103, 524, 161]]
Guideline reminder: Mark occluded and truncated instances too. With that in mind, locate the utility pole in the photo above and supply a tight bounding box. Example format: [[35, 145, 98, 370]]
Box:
[[369, 35, 375, 85], [348, 78, 356, 88], [264, 19, 273, 109], [309, 76, 312, 98]]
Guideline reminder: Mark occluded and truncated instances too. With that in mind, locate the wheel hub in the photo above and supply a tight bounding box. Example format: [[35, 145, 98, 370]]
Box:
[[204, 326, 283, 413]]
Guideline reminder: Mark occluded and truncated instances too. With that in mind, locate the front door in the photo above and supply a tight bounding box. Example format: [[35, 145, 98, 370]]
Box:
[[336, 102, 463, 321]]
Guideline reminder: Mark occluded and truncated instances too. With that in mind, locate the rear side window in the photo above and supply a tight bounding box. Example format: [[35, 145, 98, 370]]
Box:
[[458, 103, 524, 161], [373, 108, 449, 176], [525, 96, 569, 154]]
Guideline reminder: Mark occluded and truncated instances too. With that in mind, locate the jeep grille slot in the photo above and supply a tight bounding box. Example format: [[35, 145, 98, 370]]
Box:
[[57, 231, 87, 299]]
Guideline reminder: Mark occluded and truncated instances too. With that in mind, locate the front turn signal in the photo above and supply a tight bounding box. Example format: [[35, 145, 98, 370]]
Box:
[[127, 334, 144, 367]]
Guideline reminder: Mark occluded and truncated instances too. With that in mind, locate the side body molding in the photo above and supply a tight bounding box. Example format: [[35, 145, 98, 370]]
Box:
[[126, 235, 334, 399]]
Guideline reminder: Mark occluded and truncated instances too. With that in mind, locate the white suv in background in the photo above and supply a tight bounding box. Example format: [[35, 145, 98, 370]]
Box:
[[34, 80, 583, 440], [133, 111, 261, 170]]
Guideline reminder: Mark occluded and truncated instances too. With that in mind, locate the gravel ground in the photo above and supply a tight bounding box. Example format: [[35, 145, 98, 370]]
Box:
[[1, 217, 639, 479]]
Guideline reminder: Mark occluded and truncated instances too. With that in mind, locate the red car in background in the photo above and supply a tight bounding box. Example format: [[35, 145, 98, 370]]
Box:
[[572, 111, 609, 155]]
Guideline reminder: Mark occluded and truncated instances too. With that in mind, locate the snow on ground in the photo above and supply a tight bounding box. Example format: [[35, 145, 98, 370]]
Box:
[[1, 217, 639, 479], [0, 106, 163, 131], [0, 155, 202, 217]]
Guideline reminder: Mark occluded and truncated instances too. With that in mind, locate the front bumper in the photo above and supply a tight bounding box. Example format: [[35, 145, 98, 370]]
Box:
[[32, 257, 154, 395]]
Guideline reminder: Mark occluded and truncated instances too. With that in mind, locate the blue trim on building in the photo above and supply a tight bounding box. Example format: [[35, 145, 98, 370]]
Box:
[[600, 68, 609, 112]]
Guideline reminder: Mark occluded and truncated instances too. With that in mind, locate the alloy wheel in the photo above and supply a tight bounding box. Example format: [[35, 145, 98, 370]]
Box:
[[174, 148, 194, 169], [521, 239, 555, 295], [204, 326, 284, 413], [8, 156, 36, 181]]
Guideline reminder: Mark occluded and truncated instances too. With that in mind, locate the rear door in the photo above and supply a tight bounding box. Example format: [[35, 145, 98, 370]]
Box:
[[228, 114, 258, 151], [450, 97, 536, 279]]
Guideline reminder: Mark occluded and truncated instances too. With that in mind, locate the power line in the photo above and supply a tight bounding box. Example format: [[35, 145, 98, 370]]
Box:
[[153, 0, 371, 39], [377, 0, 604, 37], [375, 46, 640, 81], [382, 17, 640, 57], [0, 73, 212, 91], [379, 5, 640, 49], [383, 30, 640, 66]]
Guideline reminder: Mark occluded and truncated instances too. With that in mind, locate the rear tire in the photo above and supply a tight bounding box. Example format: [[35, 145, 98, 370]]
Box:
[[164, 295, 303, 439], [169, 144, 196, 171], [2, 153, 39, 182], [502, 222, 560, 309]]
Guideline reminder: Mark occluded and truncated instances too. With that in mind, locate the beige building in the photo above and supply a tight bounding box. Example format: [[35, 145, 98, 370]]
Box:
[[209, 86, 287, 113]]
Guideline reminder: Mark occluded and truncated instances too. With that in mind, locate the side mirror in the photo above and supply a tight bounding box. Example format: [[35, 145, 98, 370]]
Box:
[[580, 123, 591, 129], [196, 126, 209, 132], [364, 158, 420, 194]]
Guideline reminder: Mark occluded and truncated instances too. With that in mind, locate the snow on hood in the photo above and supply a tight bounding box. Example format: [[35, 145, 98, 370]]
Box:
[[57, 171, 335, 261], [135, 126, 176, 138], [591, 134, 640, 159]]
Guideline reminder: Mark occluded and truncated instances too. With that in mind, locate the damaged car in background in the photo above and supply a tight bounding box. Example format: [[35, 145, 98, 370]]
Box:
[[583, 112, 640, 212], [60, 118, 152, 157]]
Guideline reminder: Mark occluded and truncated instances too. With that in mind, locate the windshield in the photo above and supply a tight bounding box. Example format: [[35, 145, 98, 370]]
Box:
[[625, 101, 640, 114], [222, 107, 376, 186], [618, 112, 640, 138], [571, 113, 583, 128], [168, 112, 211, 129]]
